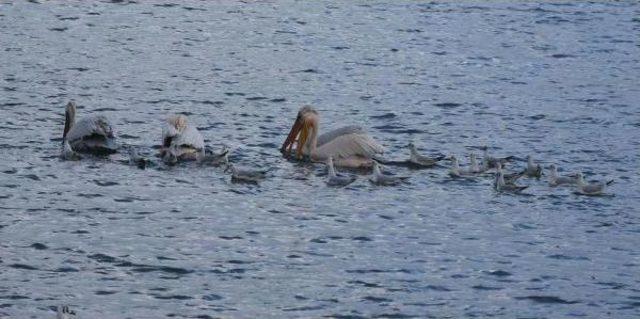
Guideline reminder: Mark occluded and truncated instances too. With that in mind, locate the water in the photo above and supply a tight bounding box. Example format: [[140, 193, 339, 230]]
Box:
[[1, 1, 639, 318]]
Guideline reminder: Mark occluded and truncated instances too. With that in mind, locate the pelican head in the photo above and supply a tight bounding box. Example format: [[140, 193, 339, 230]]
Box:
[[63, 101, 77, 140], [167, 114, 188, 132], [281, 105, 319, 159]]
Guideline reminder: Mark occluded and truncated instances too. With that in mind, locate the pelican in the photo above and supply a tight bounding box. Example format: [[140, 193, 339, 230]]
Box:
[[494, 170, 528, 193], [370, 161, 409, 186], [281, 106, 385, 168], [575, 172, 613, 196], [524, 155, 542, 178], [408, 142, 443, 167], [548, 164, 578, 187], [62, 101, 117, 154], [161, 114, 205, 163], [326, 156, 356, 187]]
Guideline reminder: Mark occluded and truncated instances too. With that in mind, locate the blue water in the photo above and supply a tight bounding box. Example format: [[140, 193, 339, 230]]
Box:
[[1, 1, 639, 318]]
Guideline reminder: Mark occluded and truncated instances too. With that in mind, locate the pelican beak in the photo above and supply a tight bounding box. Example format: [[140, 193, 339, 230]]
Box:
[[281, 116, 303, 156], [296, 120, 310, 159]]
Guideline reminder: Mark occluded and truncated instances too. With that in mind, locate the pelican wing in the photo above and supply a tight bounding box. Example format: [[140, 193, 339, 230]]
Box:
[[317, 125, 365, 147], [316, 132, 384, 160], [66, 115, 114, 143], [169, 125, 205, 150]]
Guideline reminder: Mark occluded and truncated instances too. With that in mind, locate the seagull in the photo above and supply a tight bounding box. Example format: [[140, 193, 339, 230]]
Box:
[[496, 162, 524, 184], [56, 305, 76, 319], [370, 161, 409, 186], [448, 155, 476, 178], [326, 156, 356, 187], [162, 147, 178, 166], [524, 155, 542, 178], [128, 147, 152, 169], [575, 172, 613, 196], [198, 146, 230, 167], [61, 140, 82, 161], [481, 146, 514, 169], [408, 142, 443, 168], [225, 163, 267, 184], [548, 164, 578, 187], [494, 169, 528, 193], [469, 153, 487, 173]]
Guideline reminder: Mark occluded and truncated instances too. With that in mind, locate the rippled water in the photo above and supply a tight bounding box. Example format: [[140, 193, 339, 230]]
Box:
[[1, 1, 639, 318]]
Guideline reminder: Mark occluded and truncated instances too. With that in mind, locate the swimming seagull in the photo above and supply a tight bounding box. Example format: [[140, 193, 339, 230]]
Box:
[[524, 155, 542, 178], [62, 101, 117, 155], [61, 140, 82, 161], [56, 305, 76, 319], [494, 169, 528, 193], [128, 147, 152, 169], [161, 114, 205, 163], [548, 164, 578, 187], [225, 163, 267, 184], [281, 106, 385, 168], [575, 172, 613, 196], [448, 155, 476, 178], [326, 156, 356, 187], [369, 161, 409, 186], [408, 142, 443, 168], [198, 146, 230, 167], [481, 146, 514, 170], [496, 162, 524, 184], [469, 153, 487, 173]]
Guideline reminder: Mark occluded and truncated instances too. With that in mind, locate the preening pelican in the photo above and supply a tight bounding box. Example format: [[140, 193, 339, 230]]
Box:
[[161, 114, 205, 162], [62, 101, 117, 154], [281, 106, 384, 168]]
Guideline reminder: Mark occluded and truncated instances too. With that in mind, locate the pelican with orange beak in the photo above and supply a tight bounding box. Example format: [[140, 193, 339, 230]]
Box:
[[281, 106, 385, 168]]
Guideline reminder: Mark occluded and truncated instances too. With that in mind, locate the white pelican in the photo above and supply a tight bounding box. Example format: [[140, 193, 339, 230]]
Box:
[[62, 101, 117, 154], [548, 164, 578, 187], [326, 156, 357, 187], [524, 155, 542, 178], [575, 172, 613, 195], [161, 114, 205, 163], [370, 161, 409, 186], [281, 106, 385, 168]]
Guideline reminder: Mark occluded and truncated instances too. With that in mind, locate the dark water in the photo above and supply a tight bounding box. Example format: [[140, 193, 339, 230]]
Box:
[[1, 1, 639, 318]]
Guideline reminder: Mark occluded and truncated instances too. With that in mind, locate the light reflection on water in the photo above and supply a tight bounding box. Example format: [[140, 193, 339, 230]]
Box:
[[1, 1, 639, 318]]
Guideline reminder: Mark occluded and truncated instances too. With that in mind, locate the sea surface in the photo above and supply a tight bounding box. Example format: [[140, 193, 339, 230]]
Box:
[[1, 1, 639, 318]]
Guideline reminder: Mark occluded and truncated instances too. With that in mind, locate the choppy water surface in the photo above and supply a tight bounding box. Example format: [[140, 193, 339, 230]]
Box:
[[1, 1, 639, 318]]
